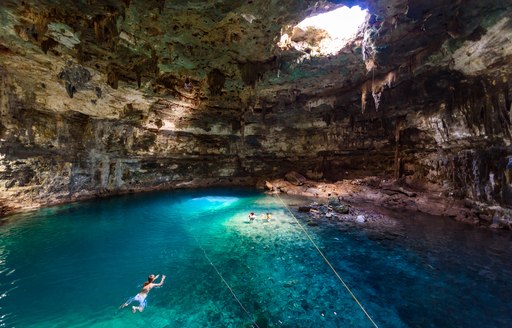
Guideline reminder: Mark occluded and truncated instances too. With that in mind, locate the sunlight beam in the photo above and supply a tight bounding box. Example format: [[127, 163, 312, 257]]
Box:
[[278, 6, 368, 58], [297, 6, 367, 41]]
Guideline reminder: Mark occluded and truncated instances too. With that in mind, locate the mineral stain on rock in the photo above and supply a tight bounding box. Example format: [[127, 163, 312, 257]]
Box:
[[58, 62, 91, 98]]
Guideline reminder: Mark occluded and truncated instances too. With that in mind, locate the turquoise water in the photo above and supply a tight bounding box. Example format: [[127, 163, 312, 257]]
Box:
[[0, 188, 511, 328]]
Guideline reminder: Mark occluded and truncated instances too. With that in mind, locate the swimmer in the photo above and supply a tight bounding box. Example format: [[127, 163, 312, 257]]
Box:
[[119, 274, 166, 313], [266, 212, 271, 221], [248, 212, 256, 222]]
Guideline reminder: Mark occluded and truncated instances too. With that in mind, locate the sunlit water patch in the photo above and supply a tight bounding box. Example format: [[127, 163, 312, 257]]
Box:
[[0, 189, 511, 327]]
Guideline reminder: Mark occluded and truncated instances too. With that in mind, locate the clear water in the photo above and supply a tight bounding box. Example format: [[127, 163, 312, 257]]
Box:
[[0, 188, 511, 328]]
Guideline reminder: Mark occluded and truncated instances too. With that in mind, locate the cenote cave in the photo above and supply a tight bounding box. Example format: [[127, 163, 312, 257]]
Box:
[[1, 0, 512, 327]]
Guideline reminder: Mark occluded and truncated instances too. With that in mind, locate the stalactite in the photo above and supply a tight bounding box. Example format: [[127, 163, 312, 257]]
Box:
[[92, 13, 119, 49], [135, 70, 142, 88], [394, 121, 403, 179], [40, 38, 58, 54], [361, 70, 397, 113], [107, 65, 118, 89]]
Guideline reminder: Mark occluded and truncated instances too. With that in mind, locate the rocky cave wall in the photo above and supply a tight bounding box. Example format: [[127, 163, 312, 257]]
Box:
[[0, 0, 512, 215]]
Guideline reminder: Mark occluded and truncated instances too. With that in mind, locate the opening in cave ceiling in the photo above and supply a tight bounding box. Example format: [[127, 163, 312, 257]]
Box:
[[278, 5, 368, 59]]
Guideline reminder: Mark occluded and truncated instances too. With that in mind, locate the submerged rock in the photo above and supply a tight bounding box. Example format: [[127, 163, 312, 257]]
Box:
[[332, 204, 350, 215]]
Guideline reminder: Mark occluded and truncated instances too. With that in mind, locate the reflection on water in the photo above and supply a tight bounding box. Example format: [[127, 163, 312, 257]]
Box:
[[0, 189, 511, 328]]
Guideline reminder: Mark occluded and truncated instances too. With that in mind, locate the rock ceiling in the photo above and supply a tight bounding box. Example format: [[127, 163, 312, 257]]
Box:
[[1, 0, 510, 117]]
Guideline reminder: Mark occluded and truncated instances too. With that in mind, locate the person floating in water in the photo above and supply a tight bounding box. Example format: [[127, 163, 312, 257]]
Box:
[[266, 212, 271, 221], [120, 274, 166, 313], [248, 212, 256, 222]]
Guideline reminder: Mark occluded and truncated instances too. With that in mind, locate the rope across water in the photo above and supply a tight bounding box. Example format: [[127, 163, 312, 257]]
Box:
[[196, 238, 261, 328], [195, 192, 378, 328], [275, 193, 380, 328]]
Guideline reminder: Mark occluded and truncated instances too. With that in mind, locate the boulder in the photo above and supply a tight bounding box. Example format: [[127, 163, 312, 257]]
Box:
[[298, 206, 312, 212], [328, 196, 340, 206], [305, 188, 320, 196], [332, 204, 350, 214], [285, 171, 306, 186]]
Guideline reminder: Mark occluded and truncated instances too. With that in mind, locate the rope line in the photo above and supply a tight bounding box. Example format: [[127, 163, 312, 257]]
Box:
[[196, 239, 260, 328], [275, 193, 379, 328]]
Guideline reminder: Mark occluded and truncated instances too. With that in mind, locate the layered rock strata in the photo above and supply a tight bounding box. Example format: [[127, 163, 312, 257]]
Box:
[[0, 0, 511, 226]]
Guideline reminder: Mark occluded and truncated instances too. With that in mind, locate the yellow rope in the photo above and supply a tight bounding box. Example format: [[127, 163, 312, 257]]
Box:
[[275, 193, 379, 328]]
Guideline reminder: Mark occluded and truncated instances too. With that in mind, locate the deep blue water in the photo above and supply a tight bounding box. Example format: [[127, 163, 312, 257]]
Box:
[[0, 188, 511, 327]]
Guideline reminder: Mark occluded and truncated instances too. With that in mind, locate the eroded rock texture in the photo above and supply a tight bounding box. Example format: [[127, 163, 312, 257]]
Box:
[[0, 0, 511, 225]]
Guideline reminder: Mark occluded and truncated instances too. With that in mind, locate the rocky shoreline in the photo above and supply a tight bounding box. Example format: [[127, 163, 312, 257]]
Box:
[[2, 171, 511, 231], [261, 172, 512, 230], [0, 176, 257, 218]]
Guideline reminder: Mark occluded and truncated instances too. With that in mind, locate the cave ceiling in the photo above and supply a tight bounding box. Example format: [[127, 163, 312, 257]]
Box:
[[0, 0, 511, 119]]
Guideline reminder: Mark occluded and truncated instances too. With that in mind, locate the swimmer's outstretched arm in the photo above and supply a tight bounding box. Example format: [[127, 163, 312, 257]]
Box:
[[155, 274, 166, 286]]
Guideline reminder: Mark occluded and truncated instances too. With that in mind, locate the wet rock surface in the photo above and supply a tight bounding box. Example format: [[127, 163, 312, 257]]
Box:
[[264, 176, 512, 229], [295, 199, 395, 229]]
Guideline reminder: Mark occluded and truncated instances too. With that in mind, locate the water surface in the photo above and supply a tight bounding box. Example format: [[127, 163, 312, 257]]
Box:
[[0, 188, 511, 327]]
